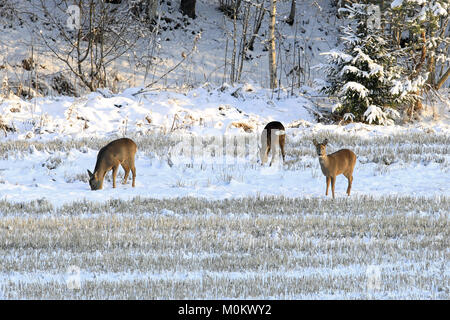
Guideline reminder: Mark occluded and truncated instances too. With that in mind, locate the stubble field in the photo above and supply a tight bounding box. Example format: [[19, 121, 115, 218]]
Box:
[[0, 130, 449, 299]]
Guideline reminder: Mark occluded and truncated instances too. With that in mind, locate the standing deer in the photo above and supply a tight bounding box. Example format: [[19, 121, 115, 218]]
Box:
[[259, 121, 286, 166], [313, 139, 356, 199], [87, 138, 137, 190]]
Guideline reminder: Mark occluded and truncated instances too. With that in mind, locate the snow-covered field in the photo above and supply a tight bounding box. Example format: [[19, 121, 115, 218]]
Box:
[[0, 0, 449, 300], [0, 86, 449, 299], [0, 132, 449, 205], [0, 195, 448, 299], [0, 85, 448, 205]]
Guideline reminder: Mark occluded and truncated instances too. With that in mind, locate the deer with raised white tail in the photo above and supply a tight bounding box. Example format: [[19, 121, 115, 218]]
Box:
[[87, 138, 137, 190], [259, 121, 286, 166], [313, 139, 356, 199]]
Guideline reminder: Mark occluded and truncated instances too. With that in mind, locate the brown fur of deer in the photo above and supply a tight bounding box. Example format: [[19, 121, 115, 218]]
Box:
[[87, 138, 137, 190], [313, 139, 356, 199], [259, 121, 286, 166]]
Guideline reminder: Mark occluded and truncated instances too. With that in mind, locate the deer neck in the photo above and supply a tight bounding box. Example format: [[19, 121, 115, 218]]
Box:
[[94, 167, 107, 187], [318, 154, 328, 164], [94, 158, 109, 178], [318, 154, 330, 174]]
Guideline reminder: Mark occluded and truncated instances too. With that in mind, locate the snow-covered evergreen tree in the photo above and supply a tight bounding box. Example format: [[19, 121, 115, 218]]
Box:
[[320, 3, 415, 125], [389, 0, 449, 94]]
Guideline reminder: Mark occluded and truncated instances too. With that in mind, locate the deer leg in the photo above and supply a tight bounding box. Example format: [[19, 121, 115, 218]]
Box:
[[269, 146, 276, 166], [111, 165, 119, 188], [121, 162, 130, 184], [280, 139, 286, 163], [130, 162, 136, 188], [263, 146, 270, 165], [326, 176, 331, 196], [331, 176, 336, 199], [346, 175, 353, 196]]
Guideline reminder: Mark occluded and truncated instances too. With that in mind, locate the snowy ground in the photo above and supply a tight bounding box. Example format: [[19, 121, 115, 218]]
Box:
[[1, 85, 449, 206], [0, 195, 448, 299], [0, 86, 449, 299], [0, 137, 448, 206], [0, 0, 449, 300]]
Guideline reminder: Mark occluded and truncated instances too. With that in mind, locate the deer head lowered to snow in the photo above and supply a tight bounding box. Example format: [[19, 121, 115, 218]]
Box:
[[87, 138, 137, 190]]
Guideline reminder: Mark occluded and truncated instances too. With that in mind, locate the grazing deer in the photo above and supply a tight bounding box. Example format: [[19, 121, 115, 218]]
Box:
[[313, 139, 356, 199], [260, 121, 286, 166], [87, 138, 137, 190]]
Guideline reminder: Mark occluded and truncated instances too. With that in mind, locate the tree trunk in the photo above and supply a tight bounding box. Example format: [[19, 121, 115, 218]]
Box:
[[247, 0, 265, 51], [435, 68, 450, 90], [286, 0, 295, 25], [230, 6, 237, 84], [268, 0, 277, 89], [409, 30, 427, 114], [148, 0, 158, 20], [180, 0, 196, 19], [427, 54, 435, 87]]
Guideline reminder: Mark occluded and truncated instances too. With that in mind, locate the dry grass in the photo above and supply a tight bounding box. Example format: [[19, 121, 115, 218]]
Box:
[[285, 131, 450, 170], [231, 121, 255, 132], [0, 131, 448, 170], [0, 195, 448, 299], [0, 130, 448, 299]]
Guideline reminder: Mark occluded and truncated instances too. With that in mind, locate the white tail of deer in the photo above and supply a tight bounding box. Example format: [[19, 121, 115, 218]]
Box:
[[259, 121, 286, 166], [87, 138, 137, 190], [313, 138, 356, 199]]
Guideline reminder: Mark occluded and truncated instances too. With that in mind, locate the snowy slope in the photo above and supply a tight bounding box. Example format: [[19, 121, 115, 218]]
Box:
[[0, 84, 316, 140], [0, 0, 342, 94]]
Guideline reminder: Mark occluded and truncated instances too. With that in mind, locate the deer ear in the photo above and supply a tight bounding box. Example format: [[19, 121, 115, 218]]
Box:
[[312, 139, 318, 146], [87, 170, 93, 178], [323, 139, 328, 145]]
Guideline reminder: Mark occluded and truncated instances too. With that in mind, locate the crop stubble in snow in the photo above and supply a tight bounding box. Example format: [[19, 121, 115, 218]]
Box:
[[0, 195, 448, 299], [0, 131, 449, 299]]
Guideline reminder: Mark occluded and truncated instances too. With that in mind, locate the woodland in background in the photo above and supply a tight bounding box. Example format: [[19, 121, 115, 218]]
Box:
[[0, 0, 448, 124]]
